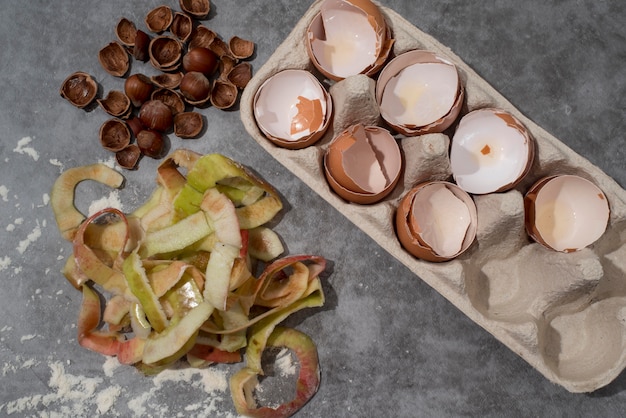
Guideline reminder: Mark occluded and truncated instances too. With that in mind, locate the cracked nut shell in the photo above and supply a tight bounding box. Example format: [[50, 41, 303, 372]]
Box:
[[179, 0, 211, 19], [97, 90, 131, 118], [145, 5, 173, 33], [174, 112, 204, 139], [98, 41, 130, 77], [149, 35, 183, 71], [115, 17, 137, 46], [100, 118, 131, 152], [60, 71, 98, 109], [116, 144, 141, 170]]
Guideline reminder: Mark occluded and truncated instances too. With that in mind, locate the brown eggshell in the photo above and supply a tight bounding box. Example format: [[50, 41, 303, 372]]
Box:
[[395, 181, 477, 262], [376, 50, 464, 135], [524, 175, 610, 253], [324, 124, 402, 204]]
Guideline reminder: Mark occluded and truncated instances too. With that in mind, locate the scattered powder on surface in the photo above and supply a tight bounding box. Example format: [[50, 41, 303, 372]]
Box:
[[96, 385, 122, 414], [14, 218, 23, 225], [97, 156, 117, 169], [16, 220, 42, 254], [20, 335, 37, 343], [0, 256, 11, 271], [49, 158, 64, 173], [13, 136, 39, 161], [0, 185, 8, 202], [88, 191, 124, 217], [42, 193, 50, 206], [275, 348, 297, 377], [6, 224, 15, 232]]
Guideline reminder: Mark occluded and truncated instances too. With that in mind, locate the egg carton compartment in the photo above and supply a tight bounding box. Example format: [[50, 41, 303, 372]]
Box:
[[240, 0, 626, 393]]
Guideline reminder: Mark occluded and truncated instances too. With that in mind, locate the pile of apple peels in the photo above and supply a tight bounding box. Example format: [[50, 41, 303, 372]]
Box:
[[50, 149, 326, 417]]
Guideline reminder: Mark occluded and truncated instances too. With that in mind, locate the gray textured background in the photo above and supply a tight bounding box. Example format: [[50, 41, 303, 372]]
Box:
[[1, 0, 625, 416]]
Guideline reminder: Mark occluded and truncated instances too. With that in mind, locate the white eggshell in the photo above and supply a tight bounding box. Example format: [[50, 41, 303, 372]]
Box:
[[253, 69, 331, 148], [450, 108, 533, 194], [380, 62, 459, 128], [526, 175, 610, 252]]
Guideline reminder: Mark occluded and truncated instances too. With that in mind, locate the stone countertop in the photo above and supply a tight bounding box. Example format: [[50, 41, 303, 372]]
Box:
[[1, 0, 624, 416]]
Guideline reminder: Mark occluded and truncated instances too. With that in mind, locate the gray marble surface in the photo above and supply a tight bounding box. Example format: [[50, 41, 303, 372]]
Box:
[[1, 0, 625, 416]]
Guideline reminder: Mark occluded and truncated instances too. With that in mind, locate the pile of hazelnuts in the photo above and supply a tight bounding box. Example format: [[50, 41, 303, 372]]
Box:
[[59, 0, 255, 169]]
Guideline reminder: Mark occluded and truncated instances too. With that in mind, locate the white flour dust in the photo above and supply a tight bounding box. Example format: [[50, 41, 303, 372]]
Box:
[[0, 357, 238, 417], [13, 136, 39, 161]]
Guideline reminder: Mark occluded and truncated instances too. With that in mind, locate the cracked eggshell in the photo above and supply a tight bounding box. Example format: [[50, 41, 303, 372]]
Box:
[[524, 175, 610, 252], [253, 69, 332, 149], [324, 124, 401, 204], [306, 0, 394, 81], [376, 50, 464, 136], [450, 108, 534, 195], [396, 181, 478, 262]]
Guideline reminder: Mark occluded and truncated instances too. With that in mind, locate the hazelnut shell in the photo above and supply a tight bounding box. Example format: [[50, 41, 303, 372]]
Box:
[[179, 0, 211, 19], [188, 26, 217, 50], [115, 17, 137, 46], [151, 88, 186, 115], [149, 35, 183, 71], [151, 72, 183, 89], [145, 5, 173, 33], [210, 80, 238, 109], [229, 36, 255, 59], [171, 12, 193, 42], [98, 41, 130, 77], [116, 144, 141, 170], [99, 118, 131, 152], [59, 71, 98, 109], [174, 112, 204, 139], [228, 62, 252, 89], [97, 90, 131, 118], [139, 100, 174, 132]]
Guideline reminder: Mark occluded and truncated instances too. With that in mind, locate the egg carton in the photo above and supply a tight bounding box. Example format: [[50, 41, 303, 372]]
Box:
[[240, 0, 626, 393]]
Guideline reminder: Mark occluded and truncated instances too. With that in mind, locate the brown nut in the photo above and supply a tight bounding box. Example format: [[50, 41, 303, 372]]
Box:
[[99, 118, 131, 152], [210, 79, 238, 109], [126, 116, 145, 138], [138, 100, 173, 132], [227, 62, 252, 89], [97, 90, 131, 118], [133, 30, 151, 62], [218, 55, 237, 80], [183, 47, 218, 76], [60, 71, 98, 109], [171, 12, 193, 42], [180, 71, 211, 105], [174, 112, 204, 139], [145, 5, 173, 33], [151, 88, 186, 115], [98, 41, 129, 77], [229, 36, 255, 60], [149, 35, 183, 71], [115, 17, 137, 47], [188, 25, 217, 50], [116, 144, 141, 170], [137, 129, 166, 159], [179, 0, 211, 19], [151, 72, 183, 89], [124, 74, 154, 108]]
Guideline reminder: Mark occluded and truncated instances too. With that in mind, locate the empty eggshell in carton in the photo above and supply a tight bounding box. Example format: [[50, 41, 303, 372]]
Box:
[[376, 49, 464, 135], [324, 124, 402, 204], [239, 0, 626, 393], [524, 175, 610, 253], [450, 108, 535, 194], [306, 0, 394, 81], [253, 69, 332, 149], [396, 181, 478, 262]]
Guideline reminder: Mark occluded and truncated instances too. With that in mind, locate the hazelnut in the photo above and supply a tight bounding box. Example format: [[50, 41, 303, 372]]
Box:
[[137, 129, 166, 159], [116, 144, 141, 170], [139, 100, 173, 132], [151, 88, 186, 115], [125, 73, 154, 107], [180, 71, 211, 105], [183, 47, 218, 76], [227, 62, 252, 89]]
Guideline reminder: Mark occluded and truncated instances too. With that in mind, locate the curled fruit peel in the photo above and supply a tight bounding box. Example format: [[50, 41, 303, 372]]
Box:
[[50, 150, 326, 416]]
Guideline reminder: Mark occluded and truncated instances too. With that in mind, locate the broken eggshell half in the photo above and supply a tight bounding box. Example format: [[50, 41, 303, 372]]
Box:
[[524, 174, 610, 252], [324, 124, 402, 204], [253, 69, 332, 149], [306, 0, 394, 81], [396, 181, 478, 262], [376, 49, 464, 136], [450, 108, 534, 195]]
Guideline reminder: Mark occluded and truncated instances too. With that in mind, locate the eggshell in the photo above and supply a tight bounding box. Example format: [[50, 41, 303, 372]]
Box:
[[253, 69, 332, 149], [450, 108, 534, 195], [324, 124, 401, 204], [376, 50, 464, 136], [396, 181, 477, 262], [305, 0, 394, 81], [524, 175, 610, 252]]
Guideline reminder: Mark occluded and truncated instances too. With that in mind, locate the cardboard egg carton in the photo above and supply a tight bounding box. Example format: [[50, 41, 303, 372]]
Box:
[[240, 0, 626, 392]]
